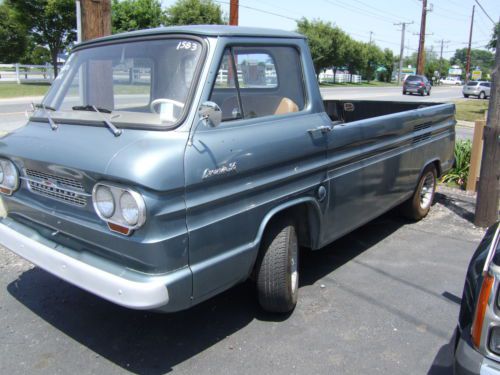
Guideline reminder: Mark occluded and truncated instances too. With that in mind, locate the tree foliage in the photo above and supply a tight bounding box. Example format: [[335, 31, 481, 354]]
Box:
[[165, 0, 224, 26], [6, 0, 76, 76], [487, 22, 499, 51], [0, 3, 28, 63], [112, 0, 165, 33]]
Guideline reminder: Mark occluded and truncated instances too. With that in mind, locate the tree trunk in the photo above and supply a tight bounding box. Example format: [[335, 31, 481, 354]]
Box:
[[51, 50, 59, 78]]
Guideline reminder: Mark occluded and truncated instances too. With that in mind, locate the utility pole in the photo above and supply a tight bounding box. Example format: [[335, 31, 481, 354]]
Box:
[[475, 29, 499, 227], [438, 39, 450, 78], [369, 31, 374, 44], [80, 0, 111, 41], [465, 5, 475, 83], [416, 0, 431, 75], [229, 0, 239, 26], [395, 21, 414, 84]]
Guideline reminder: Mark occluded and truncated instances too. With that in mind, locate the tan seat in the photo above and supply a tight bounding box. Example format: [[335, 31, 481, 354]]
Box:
[[274, 97, 299, 115]]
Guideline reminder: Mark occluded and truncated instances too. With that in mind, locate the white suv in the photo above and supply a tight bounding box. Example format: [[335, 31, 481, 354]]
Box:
[[463, 81, 491, 99]]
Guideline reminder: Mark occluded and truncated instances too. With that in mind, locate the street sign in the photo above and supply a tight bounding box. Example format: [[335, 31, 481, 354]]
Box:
[[448, 67, 462, 75], [472, 70, 482, 80]]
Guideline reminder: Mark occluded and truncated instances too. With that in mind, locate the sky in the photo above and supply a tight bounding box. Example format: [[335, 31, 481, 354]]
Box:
[[162, 0, 499, 59]]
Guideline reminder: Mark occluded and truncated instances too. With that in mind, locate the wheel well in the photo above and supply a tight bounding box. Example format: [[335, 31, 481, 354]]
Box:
[[263, 203, 320, 251], [432, 160, 442, 178]]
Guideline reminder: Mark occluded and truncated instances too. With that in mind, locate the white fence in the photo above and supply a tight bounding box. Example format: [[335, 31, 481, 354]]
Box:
[[319, 71, 362, 84], [0, 64, 54, 83]]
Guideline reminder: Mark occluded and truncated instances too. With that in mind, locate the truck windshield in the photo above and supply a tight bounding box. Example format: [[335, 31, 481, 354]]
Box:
[[40, 38, 204, 129]]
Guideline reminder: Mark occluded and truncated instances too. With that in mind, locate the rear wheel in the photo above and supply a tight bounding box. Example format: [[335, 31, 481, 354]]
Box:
[[479, 91, 486, 99], [401, 165, 437, 221], [403, 90, 407, 95], [464, 94, 469, 98], [256, 219, 299, 313], [427, 88, 431, 96]]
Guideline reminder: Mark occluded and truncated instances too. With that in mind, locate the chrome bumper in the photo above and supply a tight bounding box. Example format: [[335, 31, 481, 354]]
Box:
[[0, 217, 174, 310], [455, 327, 500, 375]]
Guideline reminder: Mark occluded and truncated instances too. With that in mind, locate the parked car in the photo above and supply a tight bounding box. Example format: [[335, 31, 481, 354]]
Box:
[[454, 222, 500, 374], [440, 76, 463, 85], [463, 81, 491, 99], [403, 74, 432, 96], [0, 25, 456, 314]]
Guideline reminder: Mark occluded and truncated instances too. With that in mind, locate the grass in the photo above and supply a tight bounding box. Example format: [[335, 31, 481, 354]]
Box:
[[453, 99, 489, 122], [0, 82, 51, 99], [320, 81, 398, 87]]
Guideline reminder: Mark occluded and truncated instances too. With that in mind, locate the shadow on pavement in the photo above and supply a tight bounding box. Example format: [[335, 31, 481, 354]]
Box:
[[7, 211, 408, 374], [435, 192, 475, 224], [427, 329, 457, 375]]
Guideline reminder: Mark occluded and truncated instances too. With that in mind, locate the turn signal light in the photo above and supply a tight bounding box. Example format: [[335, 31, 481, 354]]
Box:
[[471, 273, 494, 348]]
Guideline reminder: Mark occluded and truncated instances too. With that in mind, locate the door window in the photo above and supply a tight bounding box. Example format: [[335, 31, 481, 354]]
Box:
[[210, 46, 305, 122]]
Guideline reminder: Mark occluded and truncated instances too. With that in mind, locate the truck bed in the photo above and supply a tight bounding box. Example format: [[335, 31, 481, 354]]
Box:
[[323, 100, 441, 124]]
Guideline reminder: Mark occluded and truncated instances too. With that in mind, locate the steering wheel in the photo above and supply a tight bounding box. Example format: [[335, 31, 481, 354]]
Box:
[[150, 98, 185, 114]]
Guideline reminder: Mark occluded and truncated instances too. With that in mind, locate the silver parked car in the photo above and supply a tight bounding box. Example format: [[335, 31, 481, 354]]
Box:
[[463, 81, 491, 99]]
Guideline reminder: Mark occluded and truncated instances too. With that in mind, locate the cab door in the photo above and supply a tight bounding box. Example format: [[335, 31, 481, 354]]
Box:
[[184, 40, 328, 300]]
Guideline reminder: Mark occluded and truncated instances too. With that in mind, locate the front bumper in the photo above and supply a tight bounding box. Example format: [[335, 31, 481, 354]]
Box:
[[0, 217, 190, 310], [455, 327, 500, 375]]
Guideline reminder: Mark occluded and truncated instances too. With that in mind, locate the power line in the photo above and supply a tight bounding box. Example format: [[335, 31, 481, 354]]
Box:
[[214, 0, 298, 21], [474, 0, 496, 25], [322, 0, 399, 24]]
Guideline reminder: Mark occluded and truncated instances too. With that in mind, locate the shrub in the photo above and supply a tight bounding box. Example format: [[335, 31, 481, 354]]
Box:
[[441, 140, 472, 188]]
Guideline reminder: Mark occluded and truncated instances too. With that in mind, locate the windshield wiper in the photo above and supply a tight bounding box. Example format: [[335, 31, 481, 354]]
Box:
[[72, 105, 112, 114], [73, 105, 121, 137], [31, 103, 57, 131]]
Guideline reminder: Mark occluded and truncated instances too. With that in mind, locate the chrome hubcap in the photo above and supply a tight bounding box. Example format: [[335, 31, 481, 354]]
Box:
[[420, 172, 435, 209], [290, 245, 298, 295]]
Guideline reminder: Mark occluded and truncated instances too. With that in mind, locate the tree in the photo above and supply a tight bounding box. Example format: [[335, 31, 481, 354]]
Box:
[[165, 0, 224, 26], [7, 0, 76, 76], [112, 0, 165, 33], [451, 48, 495, 78], [362, 43, 384, 82], [0, 3, 27, 63], [20, 37, 51, 65], [380, 48, 395, 82], [344, 39, 366, 82], [487, 22, 499, 51]]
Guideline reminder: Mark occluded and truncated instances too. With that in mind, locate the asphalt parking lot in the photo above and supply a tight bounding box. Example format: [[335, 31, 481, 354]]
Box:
[[0, 186, 485, 374]]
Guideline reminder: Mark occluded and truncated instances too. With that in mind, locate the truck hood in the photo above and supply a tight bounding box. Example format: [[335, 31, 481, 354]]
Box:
[[0, 121, 187, 192]]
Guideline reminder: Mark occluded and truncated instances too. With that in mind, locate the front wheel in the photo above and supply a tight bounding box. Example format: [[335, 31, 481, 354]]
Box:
[[401, 165, 437, 221], [479, 91, 486, 99], [464, 94, 469, 98], [256, 219, 299, 313]]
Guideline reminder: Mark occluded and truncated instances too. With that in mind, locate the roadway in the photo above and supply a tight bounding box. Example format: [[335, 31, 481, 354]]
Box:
[[0, 86, 473, 139]]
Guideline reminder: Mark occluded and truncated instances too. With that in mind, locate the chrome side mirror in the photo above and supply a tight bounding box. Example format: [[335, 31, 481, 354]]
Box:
[[199, 101, 222, 127]]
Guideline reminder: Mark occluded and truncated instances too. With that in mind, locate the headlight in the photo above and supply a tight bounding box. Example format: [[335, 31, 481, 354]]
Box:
[[490, 326, 500, 355], [0, 159, 19, 195], [92, 182, 146, 235], [94, 185, 115, 218], [120, 191, 139, 226]]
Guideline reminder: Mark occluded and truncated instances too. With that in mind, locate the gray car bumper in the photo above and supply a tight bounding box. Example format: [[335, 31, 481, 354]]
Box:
[[0, 216, 191, 311], [455, 328, 500, 375]]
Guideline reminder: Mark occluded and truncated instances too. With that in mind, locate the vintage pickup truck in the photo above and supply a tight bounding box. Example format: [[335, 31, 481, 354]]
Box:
[[0, 26, 455, 313]]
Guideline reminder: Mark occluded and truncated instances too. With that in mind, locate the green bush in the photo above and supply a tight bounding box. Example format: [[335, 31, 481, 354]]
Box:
[[441, 140, 472, 188]]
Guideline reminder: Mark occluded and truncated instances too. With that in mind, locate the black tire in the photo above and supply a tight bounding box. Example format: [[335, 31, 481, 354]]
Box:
[[403, 90, 407, 95], [464, 94, 469, 98], [401, 165, 437, 221], [479, 91, 486, 99], [256, 219, 299, 313], [427, 88, 431, 96]]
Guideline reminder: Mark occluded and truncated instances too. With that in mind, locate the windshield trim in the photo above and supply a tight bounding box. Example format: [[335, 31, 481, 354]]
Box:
[[37, 34, 208, 132]]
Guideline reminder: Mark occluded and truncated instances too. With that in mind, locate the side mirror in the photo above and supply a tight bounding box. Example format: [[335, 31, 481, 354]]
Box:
[[199, 101, 222, 128]]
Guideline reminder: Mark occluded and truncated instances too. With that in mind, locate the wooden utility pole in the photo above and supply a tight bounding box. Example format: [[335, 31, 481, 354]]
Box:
[[229, 0, 239, 26], [475, 32, 500, 227], [465, 5, 475, 83], [81, 0, 112, 41], [416, 0, 428, 75]]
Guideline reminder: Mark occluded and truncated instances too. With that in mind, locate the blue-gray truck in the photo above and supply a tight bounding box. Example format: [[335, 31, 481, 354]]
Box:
[[0, 26, 455, 314]]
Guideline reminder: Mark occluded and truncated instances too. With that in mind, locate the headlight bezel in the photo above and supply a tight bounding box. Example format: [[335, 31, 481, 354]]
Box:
[[92, 182, 146, 235], [0, 158, 20, 195]]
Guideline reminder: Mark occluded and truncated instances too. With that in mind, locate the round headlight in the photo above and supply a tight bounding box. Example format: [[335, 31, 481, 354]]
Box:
[[120, 191, 139, 226], [95, 186, 115, 218], [2, 161, 18, 189], [0, 164, 4, 184]]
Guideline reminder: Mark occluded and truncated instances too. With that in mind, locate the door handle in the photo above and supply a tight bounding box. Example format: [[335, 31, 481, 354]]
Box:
[[308, 125, 333, 134]]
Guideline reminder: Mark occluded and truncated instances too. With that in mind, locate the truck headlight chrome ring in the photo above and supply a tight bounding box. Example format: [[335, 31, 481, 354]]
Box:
[[0, 158, 19, 195], [92, 182, 146, 235]]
